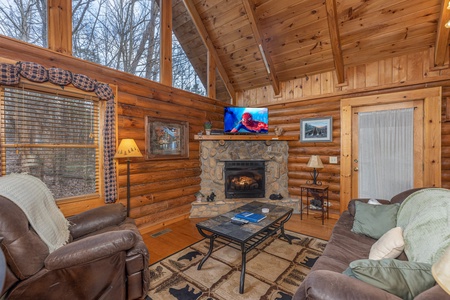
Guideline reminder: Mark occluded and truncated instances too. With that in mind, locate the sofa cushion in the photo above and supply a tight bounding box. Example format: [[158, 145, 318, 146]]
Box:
[[351, 201, 400, 239], [311, 211, 377, 274], [369, 227, 405, 260], [348, 199, 391, 216], [344, 259, 435, 300]]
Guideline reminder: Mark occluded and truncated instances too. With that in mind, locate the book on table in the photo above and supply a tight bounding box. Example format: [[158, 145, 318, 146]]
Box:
[[234, 211, 267, 223]]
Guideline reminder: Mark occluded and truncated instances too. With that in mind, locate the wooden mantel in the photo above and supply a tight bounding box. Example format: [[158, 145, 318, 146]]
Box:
[[194, 134, 297, 141]]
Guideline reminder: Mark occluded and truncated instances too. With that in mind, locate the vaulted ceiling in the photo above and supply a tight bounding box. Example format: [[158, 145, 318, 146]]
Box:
[[175, 0, 448, 100]]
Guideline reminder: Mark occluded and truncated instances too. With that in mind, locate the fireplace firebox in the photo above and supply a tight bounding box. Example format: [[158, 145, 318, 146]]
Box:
[[224, 160, 265, 198]]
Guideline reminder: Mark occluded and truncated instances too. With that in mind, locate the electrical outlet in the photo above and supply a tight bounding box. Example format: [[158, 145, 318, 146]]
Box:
[[329, 156, 338, 164]]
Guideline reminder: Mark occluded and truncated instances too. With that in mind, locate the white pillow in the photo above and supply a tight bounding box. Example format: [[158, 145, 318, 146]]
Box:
[[368, 198, 382, 205], [369, 227, 405, 260]]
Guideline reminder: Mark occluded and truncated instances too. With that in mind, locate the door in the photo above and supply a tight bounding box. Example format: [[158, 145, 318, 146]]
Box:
[[340, 87, 441, 213], [351, 101, 423, 200]]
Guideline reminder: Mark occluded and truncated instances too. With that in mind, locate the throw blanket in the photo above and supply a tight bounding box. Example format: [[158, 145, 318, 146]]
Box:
[[397, 188, 450, 264], [0, 174, 70, 253]]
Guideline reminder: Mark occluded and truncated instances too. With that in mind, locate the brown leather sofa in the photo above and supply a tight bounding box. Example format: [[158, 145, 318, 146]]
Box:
[[294, 188, 450, 300], [0, 196, 150, 299]]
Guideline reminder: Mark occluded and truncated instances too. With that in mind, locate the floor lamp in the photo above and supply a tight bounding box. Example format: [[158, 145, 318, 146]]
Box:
[[114, 139, 143, 217]]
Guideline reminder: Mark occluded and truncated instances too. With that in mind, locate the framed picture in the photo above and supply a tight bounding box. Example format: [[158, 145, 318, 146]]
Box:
[[300, 116, 333, 142], [145, 117, 189, 160]]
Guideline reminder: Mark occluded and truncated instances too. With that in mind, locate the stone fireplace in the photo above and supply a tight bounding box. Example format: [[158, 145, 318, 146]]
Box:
[[190, 139, 299, 218]]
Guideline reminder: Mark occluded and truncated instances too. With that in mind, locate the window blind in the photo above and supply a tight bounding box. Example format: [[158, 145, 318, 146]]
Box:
[[1, 85, 100, 199]]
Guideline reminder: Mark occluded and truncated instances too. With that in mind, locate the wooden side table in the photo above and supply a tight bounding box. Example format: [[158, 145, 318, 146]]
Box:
[[300, 184, 329, 225]]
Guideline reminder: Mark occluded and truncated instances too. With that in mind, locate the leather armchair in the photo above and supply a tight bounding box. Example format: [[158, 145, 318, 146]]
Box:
[[0, 196, 150, 299]]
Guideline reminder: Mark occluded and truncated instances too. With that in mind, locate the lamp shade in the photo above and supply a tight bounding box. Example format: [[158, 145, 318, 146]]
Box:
[[432, 246, 450, 295], [307, 155, 324, 169], [114, 139, 143, 158]]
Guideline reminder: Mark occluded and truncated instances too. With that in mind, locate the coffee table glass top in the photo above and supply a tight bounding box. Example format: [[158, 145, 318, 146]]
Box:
[[196, 201, 293, 242]]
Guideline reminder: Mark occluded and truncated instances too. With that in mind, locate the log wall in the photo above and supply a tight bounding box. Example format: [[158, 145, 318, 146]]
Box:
[[0, 36, 225, 232], [237, 47, 450, 217]]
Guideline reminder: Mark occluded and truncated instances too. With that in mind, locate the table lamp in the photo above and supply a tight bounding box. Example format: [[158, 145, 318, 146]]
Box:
[[432, 245, 450, 295], [114, 138, 143, 217], [307, 155, 324, 185]]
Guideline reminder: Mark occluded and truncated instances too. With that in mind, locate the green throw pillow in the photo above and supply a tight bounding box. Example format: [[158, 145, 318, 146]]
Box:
[[351, 201, 400, 239], [343, 259, 435, 300]]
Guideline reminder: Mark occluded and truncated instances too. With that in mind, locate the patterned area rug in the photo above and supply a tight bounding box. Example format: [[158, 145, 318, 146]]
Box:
[[147, 231, 327, 300]]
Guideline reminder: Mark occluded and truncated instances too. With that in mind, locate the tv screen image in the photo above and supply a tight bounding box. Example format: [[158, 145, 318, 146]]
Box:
[[224, 107, 269, 134]]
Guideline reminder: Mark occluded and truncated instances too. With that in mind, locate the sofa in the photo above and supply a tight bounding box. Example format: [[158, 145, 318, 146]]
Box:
[[294, 188, 450, 300], [0, 174, 150, 299]]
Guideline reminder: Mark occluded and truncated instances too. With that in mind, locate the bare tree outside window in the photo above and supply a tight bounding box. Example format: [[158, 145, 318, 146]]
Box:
[[0, 0, 209, 96], [0, 0, 47, 47], [172, 34, 206, 96], [72, 0, 161, 82]]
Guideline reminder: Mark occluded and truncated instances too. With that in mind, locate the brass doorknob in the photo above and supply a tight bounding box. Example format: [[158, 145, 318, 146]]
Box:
[[354, 167, 359, 171]]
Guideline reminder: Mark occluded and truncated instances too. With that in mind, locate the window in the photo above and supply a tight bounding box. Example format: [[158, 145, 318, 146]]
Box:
[[172, 34, 206, 96], [172, 1, 207, 96], [0, 84, 102, 200], [72, 0, 161, 81], [0, 0, 47, 47]]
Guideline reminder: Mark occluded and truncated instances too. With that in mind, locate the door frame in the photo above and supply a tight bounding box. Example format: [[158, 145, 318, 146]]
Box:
[[340, 87, 441, 213]]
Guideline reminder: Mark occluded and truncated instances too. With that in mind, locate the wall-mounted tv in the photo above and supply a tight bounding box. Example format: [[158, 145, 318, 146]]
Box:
[[224, 107, 269, 134]]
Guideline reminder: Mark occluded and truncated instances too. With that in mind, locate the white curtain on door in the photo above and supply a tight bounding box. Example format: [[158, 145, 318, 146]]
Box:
[[358, 108, 414, 200]]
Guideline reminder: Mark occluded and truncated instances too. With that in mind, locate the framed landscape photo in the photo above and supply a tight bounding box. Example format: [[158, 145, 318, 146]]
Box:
[[300, 116, 333, 142], [145, 117, 189, 160]]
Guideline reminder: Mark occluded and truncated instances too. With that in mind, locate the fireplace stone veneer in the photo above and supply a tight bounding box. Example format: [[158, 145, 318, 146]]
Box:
[[191, 140, 299, 218]]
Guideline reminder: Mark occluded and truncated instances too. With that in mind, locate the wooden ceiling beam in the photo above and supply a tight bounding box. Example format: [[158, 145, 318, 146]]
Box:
[[435, 0, 450, 66], [182, 0, 236, 102], [242, 0, 280, 95], [207, 52, 217, 99], [47, 0, 72, 55], [325, 0, 345, 84], [160, 0, 173, 86]]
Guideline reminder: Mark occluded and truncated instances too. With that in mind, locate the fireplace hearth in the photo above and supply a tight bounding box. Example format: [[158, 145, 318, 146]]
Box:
[[224, 160, 265, 198]]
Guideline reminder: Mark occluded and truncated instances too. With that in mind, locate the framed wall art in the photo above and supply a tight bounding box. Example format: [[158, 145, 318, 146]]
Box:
[[145, 117, 189, 160], [300, 116, 333, 142]]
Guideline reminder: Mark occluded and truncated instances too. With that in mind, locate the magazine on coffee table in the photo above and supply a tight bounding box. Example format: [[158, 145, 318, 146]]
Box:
[[234, 211, 266, 223]]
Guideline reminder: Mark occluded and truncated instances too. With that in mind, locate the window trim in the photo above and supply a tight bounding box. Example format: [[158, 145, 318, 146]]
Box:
[[0, 80, 116, 203]]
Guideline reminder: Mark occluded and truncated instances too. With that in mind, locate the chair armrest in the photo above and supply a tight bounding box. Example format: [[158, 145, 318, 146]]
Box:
[[44, 230, 136, 270], [67, 203, 127, 239], [294, 270, 402, 300]]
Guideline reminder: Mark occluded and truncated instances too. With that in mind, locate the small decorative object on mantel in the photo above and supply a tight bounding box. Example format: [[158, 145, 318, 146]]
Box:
[[206, 192, 216, 202], [306, 155, 324, 185], [204, 121, 212, 135], [274, 126, 284, 136], [195, 192, 204, 202]]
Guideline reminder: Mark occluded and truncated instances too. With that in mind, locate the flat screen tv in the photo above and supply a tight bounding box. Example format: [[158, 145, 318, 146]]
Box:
[[224, 107, 269, 134]]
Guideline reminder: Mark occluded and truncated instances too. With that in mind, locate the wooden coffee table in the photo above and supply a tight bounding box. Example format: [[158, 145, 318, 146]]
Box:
[[196, 201, 293, 294]]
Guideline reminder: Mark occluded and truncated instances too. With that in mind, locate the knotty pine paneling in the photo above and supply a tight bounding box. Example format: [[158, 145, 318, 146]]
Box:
[[0, 36, 225, 232], [237, 48, 450, 104]]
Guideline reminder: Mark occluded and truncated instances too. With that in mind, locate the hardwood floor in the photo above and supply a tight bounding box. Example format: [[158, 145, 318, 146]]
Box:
[[142, 213, 337, 265]]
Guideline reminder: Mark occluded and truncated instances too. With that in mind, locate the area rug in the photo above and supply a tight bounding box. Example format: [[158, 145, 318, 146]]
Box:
[[147, 231, 327, 300]]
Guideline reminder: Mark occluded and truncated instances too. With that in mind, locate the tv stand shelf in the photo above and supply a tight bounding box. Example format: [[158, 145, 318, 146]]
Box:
[[194, 134, 297, 141]]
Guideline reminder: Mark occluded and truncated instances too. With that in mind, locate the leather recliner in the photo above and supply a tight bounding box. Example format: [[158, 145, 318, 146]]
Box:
[[0, 196, 150, 299]]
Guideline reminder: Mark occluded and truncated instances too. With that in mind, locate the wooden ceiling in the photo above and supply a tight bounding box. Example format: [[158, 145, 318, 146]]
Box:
[[176, 0, 448, 99]]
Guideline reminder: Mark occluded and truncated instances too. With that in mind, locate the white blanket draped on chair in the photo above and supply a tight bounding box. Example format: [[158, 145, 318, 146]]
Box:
[[0, 174, 70, 253]]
